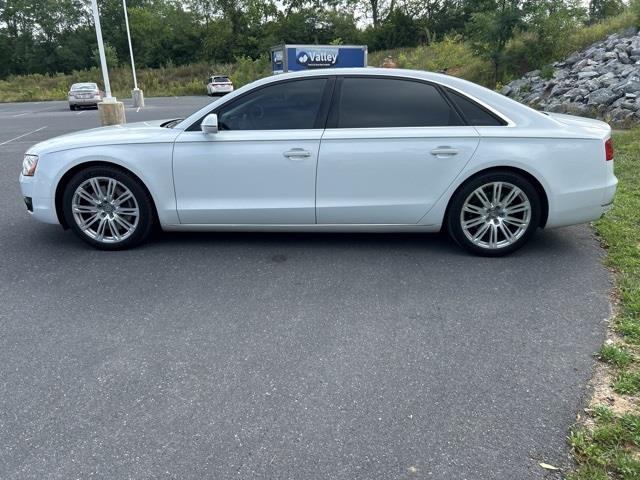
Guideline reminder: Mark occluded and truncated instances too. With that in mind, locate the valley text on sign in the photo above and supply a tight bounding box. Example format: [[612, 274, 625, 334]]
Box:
[[270, 44, 368, 74]]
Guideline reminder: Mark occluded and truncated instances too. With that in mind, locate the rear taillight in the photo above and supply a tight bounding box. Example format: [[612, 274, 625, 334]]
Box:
[[605, 138, 614, 161]]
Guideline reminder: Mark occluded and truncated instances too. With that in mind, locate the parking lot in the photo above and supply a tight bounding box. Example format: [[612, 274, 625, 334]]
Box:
[[0, 97, 611, 479]]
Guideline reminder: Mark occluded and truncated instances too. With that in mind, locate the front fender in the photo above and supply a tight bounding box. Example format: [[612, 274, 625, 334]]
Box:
[[43, 144, 179, 226]]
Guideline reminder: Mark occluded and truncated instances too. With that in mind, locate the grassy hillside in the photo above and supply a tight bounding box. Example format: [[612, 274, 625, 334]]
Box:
[[0, 57, 271, 103], [561, 10, 637, 58], [368, 35, 493, 86], [0, 11, 636, 103]]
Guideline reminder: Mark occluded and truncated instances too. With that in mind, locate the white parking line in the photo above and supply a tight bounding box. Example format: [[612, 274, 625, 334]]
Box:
[[12, 112, 28, 117], [76, 111, 85, 115], [0, 126, 48, 146]]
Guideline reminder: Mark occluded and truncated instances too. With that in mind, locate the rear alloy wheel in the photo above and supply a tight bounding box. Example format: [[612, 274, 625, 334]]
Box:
[[62, 166, 154, 250], [447, 172, 541, 256]]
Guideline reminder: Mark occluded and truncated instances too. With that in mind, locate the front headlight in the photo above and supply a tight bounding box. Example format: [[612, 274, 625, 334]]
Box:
[[22, 154, 39, 176]]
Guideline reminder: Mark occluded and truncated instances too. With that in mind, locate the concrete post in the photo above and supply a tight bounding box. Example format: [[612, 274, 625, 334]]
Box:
[[98, 97, 126, 126], [132, 88, 145, 108]]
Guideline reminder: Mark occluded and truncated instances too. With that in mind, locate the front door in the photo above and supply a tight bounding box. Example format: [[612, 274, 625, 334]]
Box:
[[173, 77, 331, 224]]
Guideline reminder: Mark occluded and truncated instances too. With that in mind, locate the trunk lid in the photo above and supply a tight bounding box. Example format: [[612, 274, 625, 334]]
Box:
[[545, 112, 611, 140]]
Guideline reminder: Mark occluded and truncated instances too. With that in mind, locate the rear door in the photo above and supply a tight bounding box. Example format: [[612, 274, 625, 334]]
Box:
[[316, 76, 480, 224]]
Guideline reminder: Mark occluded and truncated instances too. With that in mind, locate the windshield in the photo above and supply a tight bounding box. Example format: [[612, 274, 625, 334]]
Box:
[[71, 83, 98, 91]]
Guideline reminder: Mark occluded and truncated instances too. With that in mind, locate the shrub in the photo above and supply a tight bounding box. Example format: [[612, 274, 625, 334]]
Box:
[[368, 35, 493, 86]]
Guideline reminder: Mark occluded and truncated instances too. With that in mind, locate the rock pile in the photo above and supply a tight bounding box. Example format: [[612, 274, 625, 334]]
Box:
[[501, 27, 640, 123]]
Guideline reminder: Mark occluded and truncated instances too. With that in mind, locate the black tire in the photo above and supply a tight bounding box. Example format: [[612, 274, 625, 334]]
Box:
[[446, 171, 541, 257], [62, 165, 155, 250], [69, 105, 76, 111]]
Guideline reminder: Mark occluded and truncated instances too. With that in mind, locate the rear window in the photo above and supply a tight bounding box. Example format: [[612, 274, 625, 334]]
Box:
[[334, 77, 463, 128], [71, 83, 97, 91], [213, 76, 231, 83], [446, 89, 506, 126]]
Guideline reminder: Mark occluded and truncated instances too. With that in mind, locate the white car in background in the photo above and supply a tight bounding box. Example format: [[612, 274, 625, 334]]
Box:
[[207, 75, 234, 96], [68, 82, 103, 110], [20, 68, 617, 256]]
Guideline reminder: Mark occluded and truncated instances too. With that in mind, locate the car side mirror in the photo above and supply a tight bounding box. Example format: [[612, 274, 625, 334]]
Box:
[[201, 113, 218, 134]]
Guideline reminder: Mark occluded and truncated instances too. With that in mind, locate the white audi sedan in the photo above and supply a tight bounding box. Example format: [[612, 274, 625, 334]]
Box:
[[20, 68, 617, 256]]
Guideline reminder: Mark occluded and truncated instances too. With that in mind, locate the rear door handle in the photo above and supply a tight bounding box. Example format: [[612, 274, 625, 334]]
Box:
[[430, 146, 459, 157], [283, 148, 311, 160]]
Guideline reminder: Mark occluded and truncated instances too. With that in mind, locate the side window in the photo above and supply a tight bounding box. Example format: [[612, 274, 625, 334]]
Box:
[[446, 89, 506, 126], [218, 78, 327, 131], [335, 77, 463, 128]]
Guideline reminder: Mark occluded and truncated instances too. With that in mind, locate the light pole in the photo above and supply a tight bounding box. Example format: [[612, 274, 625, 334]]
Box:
[[122, 0, 144, 107], [90, 0, 126, 125], [90, 0, 112, 100]]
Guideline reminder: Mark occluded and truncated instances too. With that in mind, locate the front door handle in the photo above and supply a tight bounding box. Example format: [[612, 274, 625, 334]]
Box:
[[430, 146, 459, 157], [283, 148, 311, 160]]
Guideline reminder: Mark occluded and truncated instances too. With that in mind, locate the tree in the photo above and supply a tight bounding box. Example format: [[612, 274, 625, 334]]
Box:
[[503, 0, 585, 75], [468, 0, 523, 83], [588, 0, 624, 23]]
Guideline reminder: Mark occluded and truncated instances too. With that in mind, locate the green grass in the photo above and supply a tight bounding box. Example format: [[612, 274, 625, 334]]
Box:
[[614, 372, 640, 395], [568, 129, 640, 479], [569, 412, 640, 479], [599, 344, 634, 368], [596, 130, 640, 331]]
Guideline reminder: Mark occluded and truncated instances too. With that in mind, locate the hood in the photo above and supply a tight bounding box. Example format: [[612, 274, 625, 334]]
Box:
[[545, 112, 611, 140], [27, 119, 182, 155]]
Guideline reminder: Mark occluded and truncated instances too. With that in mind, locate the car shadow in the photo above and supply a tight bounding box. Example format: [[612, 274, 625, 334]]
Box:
[[144, 227, 583, 259], [14, 221, 595, 263]]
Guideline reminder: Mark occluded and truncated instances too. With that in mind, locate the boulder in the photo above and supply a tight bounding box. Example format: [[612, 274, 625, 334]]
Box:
[[587, 88, 622, 105], [577, 70, 599, 79], [618, 51, 631, 64]]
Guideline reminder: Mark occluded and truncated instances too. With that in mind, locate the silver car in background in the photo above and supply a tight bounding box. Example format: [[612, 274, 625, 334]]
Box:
[[68, 83, 103, 110]]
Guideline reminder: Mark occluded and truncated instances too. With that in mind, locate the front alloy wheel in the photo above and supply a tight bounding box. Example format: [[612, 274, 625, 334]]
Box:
[[71, 177, 140, 243], [63, 166, 154, 249], [447, 172, 541, 256]]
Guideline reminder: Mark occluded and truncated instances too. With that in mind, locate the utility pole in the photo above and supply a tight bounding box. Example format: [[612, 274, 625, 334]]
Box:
[[90, 0, 126, 125], [91, 0, 112, 99], [123, 0, 144, 107]]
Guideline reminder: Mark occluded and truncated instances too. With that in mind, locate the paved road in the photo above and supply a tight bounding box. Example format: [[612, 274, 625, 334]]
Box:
[[0, 98, 611, 479]]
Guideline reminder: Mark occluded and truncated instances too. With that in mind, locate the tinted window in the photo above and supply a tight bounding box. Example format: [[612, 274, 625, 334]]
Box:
[[213, 76, 230, 83], [218, 79, 327, 130], [335, 78, 462, 128], [446, 89, 505, 126]]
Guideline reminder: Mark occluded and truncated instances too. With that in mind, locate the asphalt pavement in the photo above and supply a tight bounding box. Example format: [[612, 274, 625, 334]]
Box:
[[0, 97, 611, 479]]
